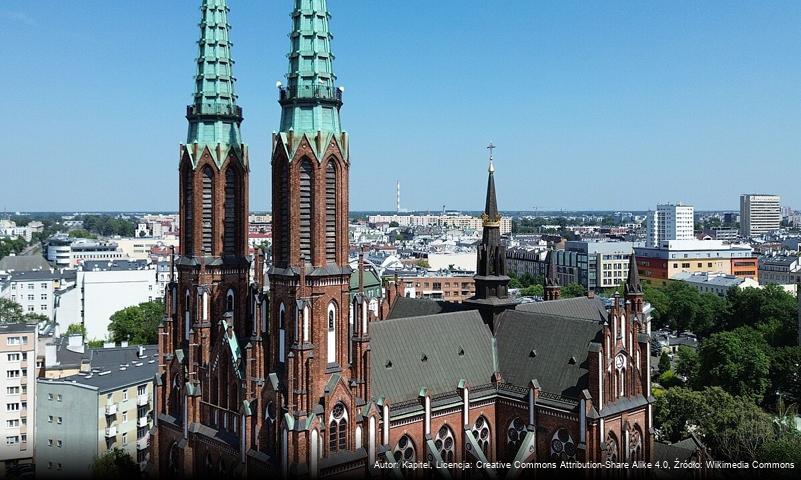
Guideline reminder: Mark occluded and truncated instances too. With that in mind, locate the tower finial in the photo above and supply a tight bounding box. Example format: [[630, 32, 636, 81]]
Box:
[[487, 142, 496, 173]]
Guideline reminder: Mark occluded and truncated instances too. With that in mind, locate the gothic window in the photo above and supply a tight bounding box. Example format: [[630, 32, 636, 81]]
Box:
[[201, 166, 214, 255], [279, 303, 286, 363], [226, 289, 235, 314], [276, 161, 289, 266], [605, 432, 619, 462], [506, 417, 526, 458], [299, 159, 314, 260], [265, 402, 276, 450], [183, 166, 194, 255], [325, 160, 337, 263], [471, 416, 491, 456], [223, 165, 239, 255], [328, 402, 348, 453], [393, 434, 416, 463], [549, 429, 577, 461], [435, 425, 456, 463], [168, 442, 180, 473], [327, 302, 337, 364], [629, 425, 643, 461]]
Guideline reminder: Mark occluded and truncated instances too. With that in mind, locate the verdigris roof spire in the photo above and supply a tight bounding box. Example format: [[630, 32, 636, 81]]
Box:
[[278, 0, 343, 134], [186, 0, 243, 156]]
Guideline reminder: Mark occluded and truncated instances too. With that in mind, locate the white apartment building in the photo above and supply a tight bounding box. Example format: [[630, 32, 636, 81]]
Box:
[[53, 260, 159, 341], [46, 238, 127, 268], [368, 214, 513, 235], [646, 203, 695, 247], [2, 271, 59, 321], [740, 194, 781, 238], [0, 324, 37, 473]]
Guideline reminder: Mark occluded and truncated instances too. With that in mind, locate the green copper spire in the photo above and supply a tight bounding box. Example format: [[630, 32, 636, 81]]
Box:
[[278, 0, 343, 134], [186, 0, 243, 150]]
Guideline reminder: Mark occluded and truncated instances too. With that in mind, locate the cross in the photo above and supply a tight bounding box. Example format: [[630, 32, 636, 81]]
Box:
[[486, 142, 496, 160]]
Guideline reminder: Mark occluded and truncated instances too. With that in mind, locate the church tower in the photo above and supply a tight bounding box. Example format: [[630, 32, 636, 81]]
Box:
[[156, 0, 258, 476], [264, 1, 377, 477], [544, 250, 561, 301], [465, 145, 518, 330]]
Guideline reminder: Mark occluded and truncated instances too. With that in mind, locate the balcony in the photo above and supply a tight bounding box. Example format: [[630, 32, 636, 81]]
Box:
[[278, 84, 343, 103], [136, 433, 150, 450], [105, 403, 117, 416], [136, 394, 149, 407], [104, 426, 117, 438], [185, 103, 242, 120], [137, 416, 148, 428]]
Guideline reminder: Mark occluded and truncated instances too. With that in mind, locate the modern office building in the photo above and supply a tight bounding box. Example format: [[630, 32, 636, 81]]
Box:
[[0, 324, 37, 474], [740, 194, 781, 238], [646, 203, 695, 247], [635, 240, 758, 287], [46, 237, 127, 268], [566, 241, 635, 290], [35, 346, 157, 476]]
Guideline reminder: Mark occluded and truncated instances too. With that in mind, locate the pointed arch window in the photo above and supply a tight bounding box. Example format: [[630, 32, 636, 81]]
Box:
[[299, 160, 314, 260], [605, 432, 619, 462], [435, 425, 456, 463], [223, 166, 239, 256], [393, 435, 416, 464], [471, 416, 491, 456], [629, 425, 643, 461], [279, 303, 286, 363], [226, 289, 235, 314], [183, 165, 194, 256], [327, 302, 337, 364], [325, 160, 337, 263], [201, 166, 215, 255], [276, 161, 290, 266], [328, 403, 348, 453], [550, 428, 577, 461], [506, 417, 525, 459]]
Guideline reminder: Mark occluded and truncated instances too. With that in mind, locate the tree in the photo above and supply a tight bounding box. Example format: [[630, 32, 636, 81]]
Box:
[[66, 323, 86, 336], [658, 369, 682, 388], [91, 447, 139, 479], [68, 229, 96, 239], [658, 351, 671, 374], [108, 300, 163, 345], [389, 221, 400, 228], [0, 299, 24, 323], [521, 284, 544, 297], [560, 283, 586, 298], [675, 345, 699, 380], [415, 259, 430, 269], [696, 327, 770, 400], [768, 346, 801, 404], [644, 286, 669, 325], [725, 285, 798, 347]]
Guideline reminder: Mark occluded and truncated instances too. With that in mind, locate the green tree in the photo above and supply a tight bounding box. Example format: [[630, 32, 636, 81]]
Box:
[[69, 229, 96, 239], [0, 299, 25, 323], [759, 433, 801, 465], [560, 282, 586, 298], [643, 286, 669, 325], [675, 345, 699, 380], [768, 346, 801, 404], [658, 369, 683, 388], [0, 237, 26, 260], [415, 259, 430, 269], [521, 284, 544, 297], [658, 351, 671, 374], [508, 272, 523, 289], [696, 327, 771, 400], [66, 323, 86, 336], [725, 285, 798, 346], [91, 447, 140, 479], [108, 300, 163, 345]]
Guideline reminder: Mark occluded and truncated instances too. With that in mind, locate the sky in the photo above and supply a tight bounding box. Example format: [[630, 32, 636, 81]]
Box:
[[1, 1, 800, 213]]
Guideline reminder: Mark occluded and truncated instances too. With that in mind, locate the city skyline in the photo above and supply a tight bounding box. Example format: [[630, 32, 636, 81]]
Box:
[[2, 1, 800, 211]]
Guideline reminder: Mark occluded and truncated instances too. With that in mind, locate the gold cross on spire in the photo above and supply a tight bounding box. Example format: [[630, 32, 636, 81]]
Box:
[[486, 142, 496, 173]]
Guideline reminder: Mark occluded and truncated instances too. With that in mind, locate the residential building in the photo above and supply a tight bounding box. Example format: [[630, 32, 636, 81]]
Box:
[[1, 270, 59, 321], [505, 247, 581, 286], [0, 324, 37, 473], [699, 227, 739, 242], [646, 203, 695, 247], [758, 255, 801, 285], [740, 194, 781, 237], [566, 240, 635, 290], [671, 271, 760, 297], [395, 272, 475, 301], [113, 238, 180, 261], [36, 348, 156, 476], [635, 240, 758, 287], [0, 255, 52, 273], [368, 213, 513, 235]]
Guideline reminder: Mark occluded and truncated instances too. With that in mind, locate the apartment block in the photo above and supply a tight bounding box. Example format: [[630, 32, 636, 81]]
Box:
[[646, 203, 695, 247], [635, 239, 758, 287], [0, 324, 37, 474], [740, 194, 781, 238]]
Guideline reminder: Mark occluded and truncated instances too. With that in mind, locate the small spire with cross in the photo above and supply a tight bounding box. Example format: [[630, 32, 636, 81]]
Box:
[[487, 142, 496, 173]]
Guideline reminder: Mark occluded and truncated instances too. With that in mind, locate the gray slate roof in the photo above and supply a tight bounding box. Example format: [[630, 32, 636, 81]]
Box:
[[0, 255, 52, 272], [495, 309, 603, 399], [386, 296, 469, 320], [515, 296, 607, 323], [370, 310, 494, 403]]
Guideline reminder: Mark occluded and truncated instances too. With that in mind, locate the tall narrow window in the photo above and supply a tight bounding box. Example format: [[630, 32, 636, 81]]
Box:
[[327, 303, 337, 364], [299, 160, 313, 260], [201, 166, 214, 255], [183, 166, 194, 256], [278, 304, 286, 363], [328, 403, 348, 453], [325, 160, 337, 263], [472, 416, 491, 456], [276, 161, 290, 266], [223, 166, 238, 256]]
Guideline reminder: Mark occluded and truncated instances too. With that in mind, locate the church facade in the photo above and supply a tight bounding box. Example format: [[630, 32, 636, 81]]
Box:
[[154, 1, 655, 478]]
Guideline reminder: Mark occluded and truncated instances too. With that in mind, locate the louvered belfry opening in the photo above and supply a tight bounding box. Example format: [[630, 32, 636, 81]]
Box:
[[223, 166, 238, 256], [299, 159, 314, 261], [201, 166, 214, 255], [325, 160, 337, 264], [183, 165, 194, 256], [276, 161, 290, 266]]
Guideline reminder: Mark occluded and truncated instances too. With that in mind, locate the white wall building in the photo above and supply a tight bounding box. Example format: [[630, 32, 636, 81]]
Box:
[[740, 194, 781, 238], [2, 271, 59, 321], [646, 203, 695, 247], [0, 323, 37, 472]]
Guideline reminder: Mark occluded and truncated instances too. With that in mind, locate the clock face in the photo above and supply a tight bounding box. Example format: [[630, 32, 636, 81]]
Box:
[[615, 354, 625, 369]]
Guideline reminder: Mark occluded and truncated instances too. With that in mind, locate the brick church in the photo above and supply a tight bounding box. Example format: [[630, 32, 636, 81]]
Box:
[[154, 0, 655, 477]]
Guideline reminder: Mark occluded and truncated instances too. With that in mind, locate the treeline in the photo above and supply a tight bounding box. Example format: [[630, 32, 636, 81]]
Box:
[[79, 215, 137, 238], [508, 272, 586, 298], [649, 282, 801, 464]]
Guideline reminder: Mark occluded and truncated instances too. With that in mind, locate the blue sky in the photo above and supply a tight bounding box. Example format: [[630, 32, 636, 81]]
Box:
[[1, 1, 799, 212]]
